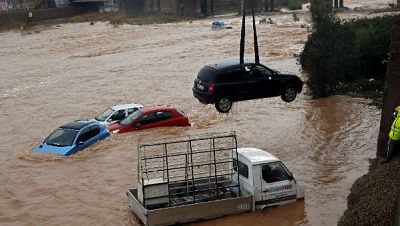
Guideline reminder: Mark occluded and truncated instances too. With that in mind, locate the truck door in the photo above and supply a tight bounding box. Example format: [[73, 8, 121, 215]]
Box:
[[260, 161, 297, 206]]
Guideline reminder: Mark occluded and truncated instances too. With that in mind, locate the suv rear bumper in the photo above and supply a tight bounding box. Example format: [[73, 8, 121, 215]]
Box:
[[192, 87, 215, 104]]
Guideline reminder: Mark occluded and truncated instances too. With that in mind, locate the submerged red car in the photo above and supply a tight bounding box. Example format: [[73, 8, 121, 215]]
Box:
[[108, 106, 191, 134]]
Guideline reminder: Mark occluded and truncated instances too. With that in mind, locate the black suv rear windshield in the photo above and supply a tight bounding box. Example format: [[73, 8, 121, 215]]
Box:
[[197, 66, 217, 83]]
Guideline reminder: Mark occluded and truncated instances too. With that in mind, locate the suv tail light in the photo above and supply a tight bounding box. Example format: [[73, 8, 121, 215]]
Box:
[[208, 84, 215, 93]]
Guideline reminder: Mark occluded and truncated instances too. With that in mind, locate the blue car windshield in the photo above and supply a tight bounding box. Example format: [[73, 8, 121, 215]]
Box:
[[119, 110, 142, 126], [44, 128, 78, 147]]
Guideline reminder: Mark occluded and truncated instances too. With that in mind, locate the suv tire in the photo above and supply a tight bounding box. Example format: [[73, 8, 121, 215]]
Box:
[[215, 97, 232, 113], [281, 86, 297, 102]]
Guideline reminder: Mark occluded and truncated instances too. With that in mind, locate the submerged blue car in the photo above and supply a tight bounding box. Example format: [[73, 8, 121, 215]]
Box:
[[32, 120, 110, 156]]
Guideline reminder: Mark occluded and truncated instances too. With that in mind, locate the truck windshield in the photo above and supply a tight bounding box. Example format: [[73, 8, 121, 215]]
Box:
[[262, 162, 292, 183]]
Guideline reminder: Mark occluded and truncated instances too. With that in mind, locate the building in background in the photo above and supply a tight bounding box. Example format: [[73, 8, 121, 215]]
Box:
[[0, 0, 288, 15], [120, 0, 242, 16], [0, 0, 9, 11]]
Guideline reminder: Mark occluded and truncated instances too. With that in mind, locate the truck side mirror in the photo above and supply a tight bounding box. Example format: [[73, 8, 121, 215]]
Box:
[[134, 123, 141, 129], [77, 141, 84, 146]]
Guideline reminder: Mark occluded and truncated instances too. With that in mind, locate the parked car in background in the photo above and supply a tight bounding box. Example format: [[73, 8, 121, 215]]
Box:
[[32, 120, 110, 156], [94, 103, 144, 126], [192, 59, 303, 113], [108, 106, 190, 134], [211, 20, 232, 29]]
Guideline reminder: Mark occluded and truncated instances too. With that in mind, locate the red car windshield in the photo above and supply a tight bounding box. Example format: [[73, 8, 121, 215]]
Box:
[[119, 110, 142, 126]]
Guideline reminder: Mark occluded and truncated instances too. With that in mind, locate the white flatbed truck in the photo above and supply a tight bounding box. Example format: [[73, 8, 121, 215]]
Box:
[[127, 132, 304, 226]]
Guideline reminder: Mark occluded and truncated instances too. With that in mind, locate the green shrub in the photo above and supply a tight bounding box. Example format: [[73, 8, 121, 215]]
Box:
[[288, 0, 302, 10], [299, 0, 393, 98]]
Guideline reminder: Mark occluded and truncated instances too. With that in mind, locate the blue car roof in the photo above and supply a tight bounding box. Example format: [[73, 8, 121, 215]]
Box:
[[60, 121, 96, 130]]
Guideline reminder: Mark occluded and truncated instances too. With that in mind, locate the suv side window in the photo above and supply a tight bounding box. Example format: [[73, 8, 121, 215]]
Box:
[[249, 65, 272, 79], [109, 110, 126, 121], [128, 108, 138, 115], [258, 66, 273, 77], [217, 69, 249, 83]]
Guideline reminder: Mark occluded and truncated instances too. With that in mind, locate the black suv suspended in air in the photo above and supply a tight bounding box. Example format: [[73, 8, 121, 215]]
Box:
[[192, 59, 303, 113]]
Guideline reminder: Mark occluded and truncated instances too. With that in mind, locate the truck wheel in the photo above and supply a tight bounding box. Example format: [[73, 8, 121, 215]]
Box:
[[281, 86, 297, 102], [215, 97, 232, 113]]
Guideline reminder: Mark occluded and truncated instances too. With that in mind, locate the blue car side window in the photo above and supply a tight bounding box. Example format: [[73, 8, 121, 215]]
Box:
[[89, 125, 100, 139], [77, 125, 101, 144], [77, 127, 91, 143]]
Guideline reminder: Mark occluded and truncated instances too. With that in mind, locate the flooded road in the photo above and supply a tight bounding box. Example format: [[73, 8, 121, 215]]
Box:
[[0, 5, 385, 226]]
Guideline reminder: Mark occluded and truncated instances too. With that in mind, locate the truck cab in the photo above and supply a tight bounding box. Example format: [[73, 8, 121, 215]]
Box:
[[233, 148, 304, 208], [126, 133, 305, 226]]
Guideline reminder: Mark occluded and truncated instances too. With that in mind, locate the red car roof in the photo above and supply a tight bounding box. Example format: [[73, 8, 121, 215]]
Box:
[[139, 105, 178, 114]]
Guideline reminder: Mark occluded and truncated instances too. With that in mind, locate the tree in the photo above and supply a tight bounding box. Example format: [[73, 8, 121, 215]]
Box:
[[299, 0, 338, 97], [150, 0, 154, 13], [377, 16, 400, 157]]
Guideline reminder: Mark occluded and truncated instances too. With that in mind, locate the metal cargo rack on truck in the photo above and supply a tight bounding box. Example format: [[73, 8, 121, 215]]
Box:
[[127, 132, 253, 226], [137, 131, 242, 208]]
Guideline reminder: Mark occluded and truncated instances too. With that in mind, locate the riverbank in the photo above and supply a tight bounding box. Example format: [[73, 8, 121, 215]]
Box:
[[339, 159, 400, 226], [339, 14, 400, 226]]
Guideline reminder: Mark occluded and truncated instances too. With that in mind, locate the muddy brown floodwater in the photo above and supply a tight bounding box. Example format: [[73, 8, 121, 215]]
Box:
[[0, 4, 387, 226]]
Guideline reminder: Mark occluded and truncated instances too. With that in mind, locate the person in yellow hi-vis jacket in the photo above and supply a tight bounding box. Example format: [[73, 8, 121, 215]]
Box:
[[383, 106, 400, 163]]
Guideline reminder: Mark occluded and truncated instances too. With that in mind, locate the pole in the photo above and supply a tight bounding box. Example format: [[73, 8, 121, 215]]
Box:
[[239, 0, 245, 64], [252, 0, 259, 65]]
